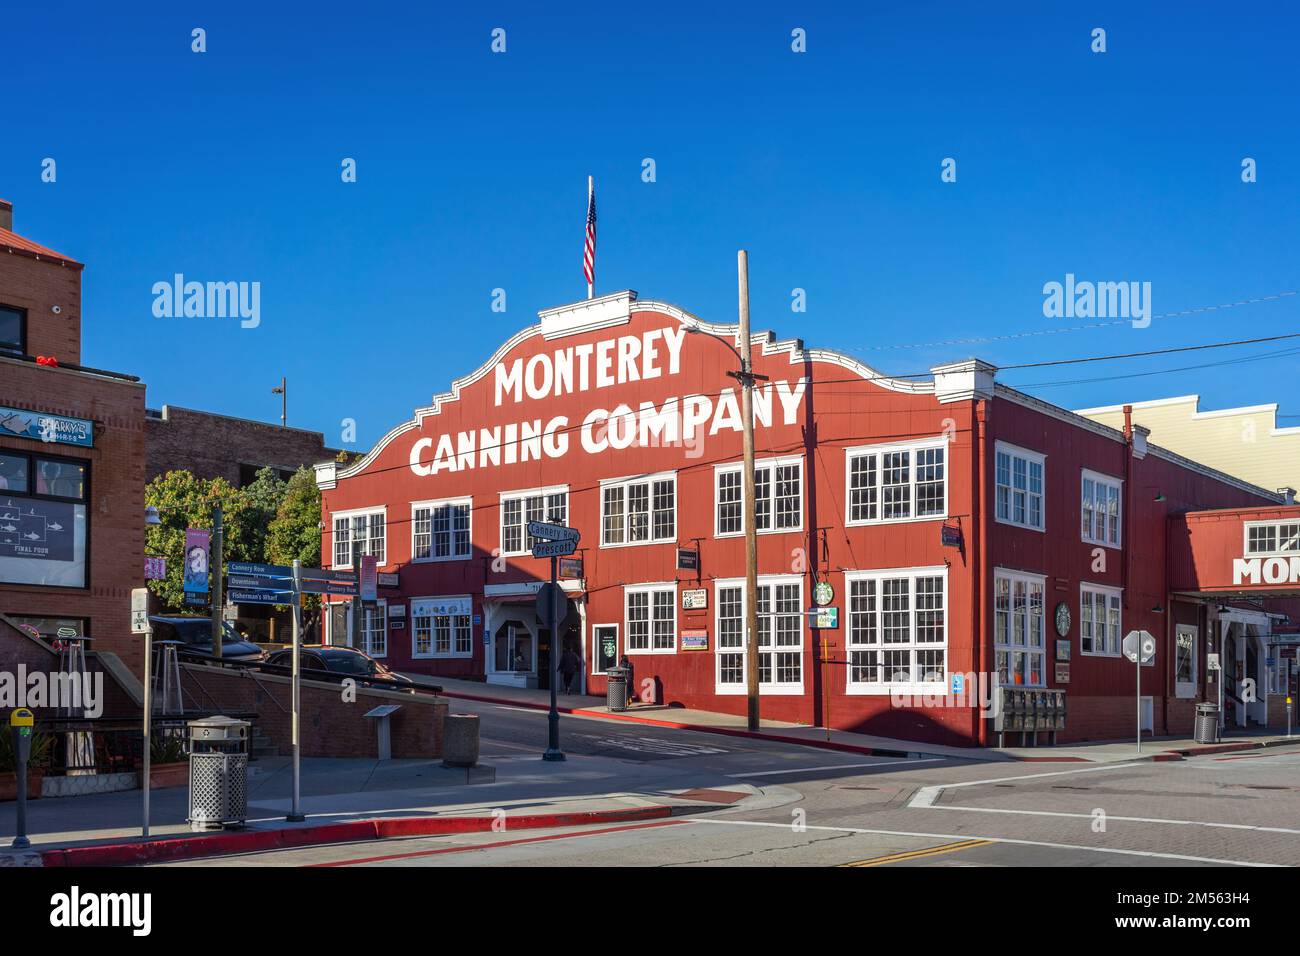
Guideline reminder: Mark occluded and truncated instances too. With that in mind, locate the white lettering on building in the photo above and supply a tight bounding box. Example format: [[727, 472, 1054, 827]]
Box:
[[1232, 555, 1300, 586]]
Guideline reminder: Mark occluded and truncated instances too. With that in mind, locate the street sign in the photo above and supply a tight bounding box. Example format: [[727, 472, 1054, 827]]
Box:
[[229, 587, 297, 606], [1207, 652, 1221, 671], [676, 547, 699, 572], [228, 561, 293, 577], [531, 538, 577, 558], [227, 573, 292, 589], [299, 578, 359, 596], [528, 521, 579, 543], [1123, 629, 1157, 664], [131, 587, 150, 634], [535, 583, 575, 628], [559, 556, 583, 579]]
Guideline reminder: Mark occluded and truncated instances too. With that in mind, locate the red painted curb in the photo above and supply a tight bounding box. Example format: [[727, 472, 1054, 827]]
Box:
[[37, 805, 673, 867]]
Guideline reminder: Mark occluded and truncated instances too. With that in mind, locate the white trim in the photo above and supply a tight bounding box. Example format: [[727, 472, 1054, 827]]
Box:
[[1242, 518, 1300, 558], [993, 441, 1046, 532], [410, 496, 473, 564], [1080, 468, 1123, 550], [844, 436, 949, 527], [713, 574, 806, 696], [599, 470, 678, 548], [330, 505, 388, 568], [714, 455, 806, 537], [1079, 581, 1123, 657], [357, 599, 387, 659], [409, 594, 475, 659], [843, 566, 949, 696], [624, 583, 677, 655], [992, 568, 1048, 688]]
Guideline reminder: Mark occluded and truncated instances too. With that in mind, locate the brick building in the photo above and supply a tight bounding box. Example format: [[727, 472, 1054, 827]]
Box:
[[146, 404, 348, 487], [317, 291, 1300, 747], [0, 199, 147, 676]]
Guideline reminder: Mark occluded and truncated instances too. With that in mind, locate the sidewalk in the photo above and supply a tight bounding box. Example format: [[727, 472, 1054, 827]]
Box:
[[417, 674, 1300, 764], [0, 751, 763, 867]]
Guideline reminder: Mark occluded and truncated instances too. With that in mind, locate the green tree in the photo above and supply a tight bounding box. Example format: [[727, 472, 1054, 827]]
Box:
[[241, 466, 289, 562], [267, 466, 323, 611], [144, 471, 256, 611]]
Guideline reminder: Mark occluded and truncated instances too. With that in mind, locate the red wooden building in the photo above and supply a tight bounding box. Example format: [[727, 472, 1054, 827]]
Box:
[[315, 291, 1298, 746]]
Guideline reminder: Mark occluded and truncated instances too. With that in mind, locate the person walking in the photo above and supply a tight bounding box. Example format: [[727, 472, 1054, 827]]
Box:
[[559, 643, 580, 694], [620, 654, 636, 706]]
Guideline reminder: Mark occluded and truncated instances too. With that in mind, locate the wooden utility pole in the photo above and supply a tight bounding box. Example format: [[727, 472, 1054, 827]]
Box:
[[737, 250, 761, 731]]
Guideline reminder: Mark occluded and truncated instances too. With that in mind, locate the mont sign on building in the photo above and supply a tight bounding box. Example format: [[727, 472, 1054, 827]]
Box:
[[315, 291, 1300, 747]]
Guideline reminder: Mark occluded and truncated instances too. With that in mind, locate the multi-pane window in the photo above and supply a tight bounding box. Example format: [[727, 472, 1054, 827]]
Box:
[[360, 602, 387, 658], [412, 499, 471, 561], [846, 440, 946, 523], [994, 570, 1045, 687], [1080, 584, 1122, 656], [1081, 471, 1121, 548], [715, 578, 804, 691], [0, 304, 25, 355], [846, 569, 947, 689], [715, 458, 803, 535], [411, 597, 473, 658], [0, 450, 89, 588], [333, 510, 386, 566], [602, 474, 676, 546], [995, 443, 1044, 530], [1245, 521, 1300, 555], [626, 586, 676, 652], [501, 488, 567, 555]]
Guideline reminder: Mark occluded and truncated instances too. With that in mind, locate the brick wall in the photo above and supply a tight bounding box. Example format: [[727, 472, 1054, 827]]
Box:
[[0, 247, 82, 363], [0, 616, 141, 719], [0, 358, 147, 676], [146, 405, 343, 485], [179, 662, 447, 759]]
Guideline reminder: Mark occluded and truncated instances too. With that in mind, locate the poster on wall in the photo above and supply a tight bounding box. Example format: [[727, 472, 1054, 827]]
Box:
[[0, 494, 87, 587]]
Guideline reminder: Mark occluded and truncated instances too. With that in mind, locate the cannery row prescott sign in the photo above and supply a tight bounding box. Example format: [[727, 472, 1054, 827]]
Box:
[[408, 325, 807, 476]]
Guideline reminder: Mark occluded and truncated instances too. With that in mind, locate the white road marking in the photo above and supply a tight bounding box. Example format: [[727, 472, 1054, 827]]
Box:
[[687, 819, 1280, 867], [730, 758, 941, 778], [908, 760, 1300, 835]]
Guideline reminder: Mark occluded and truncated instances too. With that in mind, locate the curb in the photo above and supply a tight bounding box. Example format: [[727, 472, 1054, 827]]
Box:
[[34, 805, 675, 867], [437, 688, 967, 761], [438, 687, 1300, 765]]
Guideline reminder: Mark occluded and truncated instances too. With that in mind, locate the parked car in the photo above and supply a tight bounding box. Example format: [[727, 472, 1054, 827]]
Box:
[[149, 615, 266, 662], [262, 645, 418, 692]]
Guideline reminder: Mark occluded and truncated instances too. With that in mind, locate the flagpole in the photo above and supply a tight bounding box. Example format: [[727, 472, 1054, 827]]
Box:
[[587, 175, 594, 300]]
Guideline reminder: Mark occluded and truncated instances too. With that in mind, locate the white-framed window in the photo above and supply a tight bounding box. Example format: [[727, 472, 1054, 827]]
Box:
[[845, 438, 947, 525], [994, 569, 1046, 687], [845, 568, 947, 693], [1080, 583, 1122, 656], [1244, 520, 1300, 556], [411, 596, 473, 659], [1081, 470, 1122, 548], [332, 508, 386, 567], [715, 576, 804, 693], [625, 585, 676, 653], [591, 624, 619, 676], [359, 600, 387, 658], [412, 498, 472, 561], [994, 442, 1044, 531], [715, 456, 804, 535], [500, 486, 568, 556], [1175, 624, 1198, 699], [601, 472, 676, 546]]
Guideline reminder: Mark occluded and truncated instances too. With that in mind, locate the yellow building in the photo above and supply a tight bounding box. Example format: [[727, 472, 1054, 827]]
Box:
[[1076, 395, 1300, 497]]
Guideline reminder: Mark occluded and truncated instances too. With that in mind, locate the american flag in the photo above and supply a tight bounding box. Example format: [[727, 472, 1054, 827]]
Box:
[[583, 177, 597, 292]]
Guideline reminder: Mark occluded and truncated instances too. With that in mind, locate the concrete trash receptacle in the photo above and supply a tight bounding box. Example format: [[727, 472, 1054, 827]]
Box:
[[606, 667, 628, 712], [1194, 703, 1221, 744], [442, 714, 480, 767]]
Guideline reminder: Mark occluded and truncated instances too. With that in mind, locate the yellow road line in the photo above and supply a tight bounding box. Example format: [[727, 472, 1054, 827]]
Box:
[[840, 838, 993, 867]]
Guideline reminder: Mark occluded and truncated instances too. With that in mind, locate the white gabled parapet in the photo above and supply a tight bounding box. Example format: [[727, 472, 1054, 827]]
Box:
[[1131, 424, 1151, 460], [314, 460, 338, 490], [931, 359, 997, 404], [539, 290, 636, 340]]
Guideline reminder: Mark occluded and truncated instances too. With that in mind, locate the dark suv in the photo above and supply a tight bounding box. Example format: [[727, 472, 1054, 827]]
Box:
[[263, 645, 417, 691], [149, 616, 266, 662]]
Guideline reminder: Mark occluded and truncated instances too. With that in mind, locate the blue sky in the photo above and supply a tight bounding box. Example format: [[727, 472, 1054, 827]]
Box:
[[4, 1, 1298, 448]]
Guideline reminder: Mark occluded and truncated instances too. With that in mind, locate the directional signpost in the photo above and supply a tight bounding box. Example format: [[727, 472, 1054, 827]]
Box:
[[226, 562, 297, 605], [530, 521, 581, 762], [1123, 629, 1158, 754]]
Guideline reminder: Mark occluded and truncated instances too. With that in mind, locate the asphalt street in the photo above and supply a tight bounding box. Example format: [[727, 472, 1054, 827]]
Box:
[[162, 697, 1300, 868]]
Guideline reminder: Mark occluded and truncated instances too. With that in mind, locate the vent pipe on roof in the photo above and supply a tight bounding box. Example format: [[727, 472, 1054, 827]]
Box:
[[0, 199, 12, 232]]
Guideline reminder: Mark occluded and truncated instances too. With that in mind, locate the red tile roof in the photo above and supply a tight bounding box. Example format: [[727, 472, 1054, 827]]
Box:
[[0, 223, 82, 268]]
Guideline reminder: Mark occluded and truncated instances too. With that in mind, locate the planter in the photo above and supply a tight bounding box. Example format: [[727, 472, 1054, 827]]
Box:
[[146, 761, 189, 790], [0, 771, 45, 802]]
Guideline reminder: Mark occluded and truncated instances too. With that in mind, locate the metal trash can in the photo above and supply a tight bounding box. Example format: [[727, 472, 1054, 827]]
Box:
[[1194, 703, 1221, 744], [186, 716, 250, 831], [606, 666, 628, 712]]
